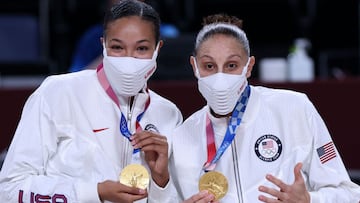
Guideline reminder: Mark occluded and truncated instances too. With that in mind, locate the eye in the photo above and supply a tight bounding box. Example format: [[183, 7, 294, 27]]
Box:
[[205, 63, 215, 70], [224, 61, 241, 73], [110, 45, 123, 51], [227, 63, 238, 69], [137, 46, 150, 53], [198, 62, 217, 76]]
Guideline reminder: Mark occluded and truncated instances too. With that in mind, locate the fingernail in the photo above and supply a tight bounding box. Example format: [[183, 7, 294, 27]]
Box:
[[139, 189, 146, 194], [200, 190, 208, 195]]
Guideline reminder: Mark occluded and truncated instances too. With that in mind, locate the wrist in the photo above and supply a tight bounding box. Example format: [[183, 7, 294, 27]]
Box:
[[97, 182, 104, 202], [152, 171, 169, 188]]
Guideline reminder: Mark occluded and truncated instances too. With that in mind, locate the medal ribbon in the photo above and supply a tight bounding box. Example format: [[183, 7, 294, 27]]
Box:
[[97, 63, 150, 154], [203, 85, 250, 172]]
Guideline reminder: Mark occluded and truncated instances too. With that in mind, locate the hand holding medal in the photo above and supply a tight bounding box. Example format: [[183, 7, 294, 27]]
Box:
[[119, 164, 150, 189], [199, 171, 228, 201]]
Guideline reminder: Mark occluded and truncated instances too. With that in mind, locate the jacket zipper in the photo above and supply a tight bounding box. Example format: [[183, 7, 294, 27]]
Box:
[[232, 141, 243, 202], [126, 96, 137, 165]]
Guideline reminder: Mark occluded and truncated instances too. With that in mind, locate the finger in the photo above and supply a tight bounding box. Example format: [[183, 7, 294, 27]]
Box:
[[139, 136, 167, 148], [265, 174, 289, 192], [294, 162, 304, 182], [141, 142, 168, 153], [258, 194, 279, 203], [131, 130, 160, 141], [118, 182, 147, 195], [190, 190, 215, 203], [258, 185, 282, 200], [121, 192, 148, 202], [131, 132, 167, 149], [118, 193, 147, 202], [130, 131, 152, 145], [136, 139, 168, 154]]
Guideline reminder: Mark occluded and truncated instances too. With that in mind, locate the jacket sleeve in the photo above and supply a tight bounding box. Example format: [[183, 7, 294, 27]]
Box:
[[148, 102, 183, 203], [147, 176, 179, 203], [304, 98, 360, 203], [0, 91, 102, 203]]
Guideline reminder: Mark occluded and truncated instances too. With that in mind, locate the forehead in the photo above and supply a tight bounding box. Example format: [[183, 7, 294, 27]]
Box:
[[197, 34, 246, 57], [105, 16, 156, 43]]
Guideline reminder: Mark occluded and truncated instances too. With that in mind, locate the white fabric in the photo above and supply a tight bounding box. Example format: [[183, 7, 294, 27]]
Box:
[[0, 69, 183, 203], [169, 85, 360, 203], [102, 44, 159, 96], [196, 58, 250, 115], [198, 73, 248, 116]]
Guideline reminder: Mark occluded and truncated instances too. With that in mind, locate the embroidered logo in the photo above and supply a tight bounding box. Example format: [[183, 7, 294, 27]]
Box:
[[317, 141, 336, 164], [255, 134, 282, 162], [93, 128, 109, 133], [144, 123, 159, 133]]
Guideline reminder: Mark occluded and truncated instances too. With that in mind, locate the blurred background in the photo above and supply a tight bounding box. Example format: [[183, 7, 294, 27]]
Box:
[[0, 0, 358, 80]]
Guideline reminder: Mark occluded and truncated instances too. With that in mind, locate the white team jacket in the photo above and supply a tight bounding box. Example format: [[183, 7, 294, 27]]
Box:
[[0, 69, 183, 203], [169, 85, 360, 203]]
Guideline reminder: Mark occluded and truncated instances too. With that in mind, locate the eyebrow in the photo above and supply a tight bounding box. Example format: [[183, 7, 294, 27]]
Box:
[[199, 55, 213, 60], [109, 39, 151, 44], [199, 54, 243, 60], [109, 38, 122, 43], [227, 54, 242, 60]]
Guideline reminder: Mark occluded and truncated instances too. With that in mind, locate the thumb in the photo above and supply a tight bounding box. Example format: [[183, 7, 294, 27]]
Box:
[[294, 162, 304, 182]]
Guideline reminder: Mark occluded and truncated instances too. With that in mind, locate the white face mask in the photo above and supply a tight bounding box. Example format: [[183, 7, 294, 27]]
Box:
[[102, 44, 159, 96], [196, 58, 250, 115]]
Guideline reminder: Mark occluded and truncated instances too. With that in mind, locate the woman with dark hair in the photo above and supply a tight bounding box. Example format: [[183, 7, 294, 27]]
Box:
[[0, 1, 182, 202]]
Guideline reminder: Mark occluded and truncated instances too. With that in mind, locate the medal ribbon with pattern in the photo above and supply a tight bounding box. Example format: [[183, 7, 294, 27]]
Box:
[[203, 85, 250, 172], [97, 64, 150, 154]]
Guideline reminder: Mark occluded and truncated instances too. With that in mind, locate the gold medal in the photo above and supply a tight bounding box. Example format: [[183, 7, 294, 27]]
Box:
[[119, 164, 150, 189], [198, 171, 228, 200]]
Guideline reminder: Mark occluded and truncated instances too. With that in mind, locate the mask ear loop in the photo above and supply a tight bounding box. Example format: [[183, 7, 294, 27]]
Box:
[[102, 42, 108, 57], [240, 57, 251, 76], [152, 42, 160, 60], [193, 57, 201, 79]]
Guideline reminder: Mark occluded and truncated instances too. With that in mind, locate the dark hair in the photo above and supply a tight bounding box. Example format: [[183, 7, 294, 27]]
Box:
[[103, 0, 161, 43], [202, 13, 243, 28], [194, 13, 249, 56]]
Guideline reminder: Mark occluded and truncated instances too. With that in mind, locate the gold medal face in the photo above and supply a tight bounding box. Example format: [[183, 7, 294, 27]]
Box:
[[198, 171, 228, 200], [119, 164, 150, 189]]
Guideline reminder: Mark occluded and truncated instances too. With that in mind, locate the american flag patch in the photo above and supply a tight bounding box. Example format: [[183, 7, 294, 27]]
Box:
[[262, 140, 273, 149], [317, 141, 336, 164]]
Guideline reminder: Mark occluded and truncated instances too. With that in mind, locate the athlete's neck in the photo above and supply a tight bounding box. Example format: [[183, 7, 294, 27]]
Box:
[[210, 108, 232, 118]]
